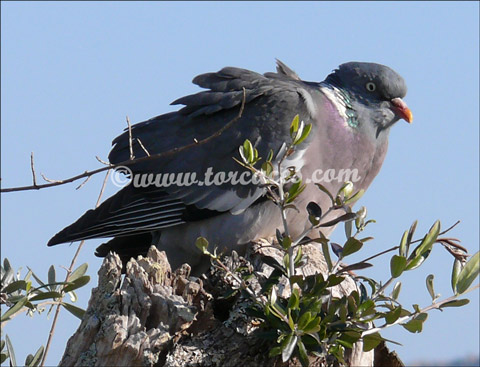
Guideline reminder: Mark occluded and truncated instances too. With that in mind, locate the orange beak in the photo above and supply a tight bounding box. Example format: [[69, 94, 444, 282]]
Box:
[[391, 97, 413, 123]]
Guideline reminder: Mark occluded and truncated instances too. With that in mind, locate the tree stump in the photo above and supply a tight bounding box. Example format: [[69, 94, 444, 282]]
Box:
[[59, 243, 402, 366]]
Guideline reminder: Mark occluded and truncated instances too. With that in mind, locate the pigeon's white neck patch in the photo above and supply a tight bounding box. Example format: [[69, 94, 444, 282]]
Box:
[[319, 83, 357, 128], [296, 87, 317, 118]]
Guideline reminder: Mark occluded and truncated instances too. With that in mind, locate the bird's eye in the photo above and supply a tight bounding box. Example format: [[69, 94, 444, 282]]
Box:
[[365, 82, 376, 92]]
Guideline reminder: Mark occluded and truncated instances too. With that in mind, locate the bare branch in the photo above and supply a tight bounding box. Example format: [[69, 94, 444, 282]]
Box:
[[127, 115, 134, 160], [30, 152, 38, 187], [1, 88, 246, 194]]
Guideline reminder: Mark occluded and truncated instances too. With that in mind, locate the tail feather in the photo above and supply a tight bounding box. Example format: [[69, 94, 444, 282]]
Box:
[[47, 185, 185, 246]]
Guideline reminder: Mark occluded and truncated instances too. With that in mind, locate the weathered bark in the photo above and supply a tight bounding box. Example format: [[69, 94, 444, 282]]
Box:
[[60, 243, 402, 366]]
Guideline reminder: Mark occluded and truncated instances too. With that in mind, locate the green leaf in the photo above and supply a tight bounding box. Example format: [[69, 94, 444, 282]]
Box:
[[354, 206, 367, 229], [243, 139, 254, 163], [294, 123, 312, 145], [297, 338, 309, 367], [337, 262, 373, 274], [283, 254, 290, 273], [342, 237, 363, 257], [69, 263, 88, 282], [414, 220, 440, 258], [406, 220, 418, 255], [321, 241, 333, 272], [314, 183, 334, 204], [455, 251, 480, 294], [451, 258, 462, 294], [25, 354, 34, 366], [406, 249, 431, 271], [266, 149, 274, 162], [29, 291, 62, 302], [357, 299, 375, 316], [286, 180, 306, 204], [399, 230, 409, 257], [1, 297, 28, 322], [326, 274, 345, 287], [287, 288, 300, 310], [390, 255, 407, 278], [261, 161, 274, 177], [358, 282, 368, 303], [2, 280, 28, 294], [287, 309, 295, 331], [61, 302, 86, 320], [281, 334, 298, 362], [303, 316, 321, 333], [2, 259, 15, 286], [439, 299, 470, 308], [363, 332, 383, 352], [268, 346, 282, 358], [402, 313, 428, 333], [282, 236, 292, 250], [0, 353, 6, 364], [337, 181, 353, 198], [270, 287, 277, 306], [391, 281, 402, 300], [344, 208, 353, 238], [48, 265, 56, 291], [319, 213, 356, 228], [293, 246, 303, 266], [425, 274, 436, 301], [5, 335, 16, 367], [290, 114, 300, 137], [62, 276, 90, 293], [195, 237, 209, 254], [385, 306, 402, 324], [344, 189, 365, 205], [297, 312, 313, 330], [26, 345, 44, 367]]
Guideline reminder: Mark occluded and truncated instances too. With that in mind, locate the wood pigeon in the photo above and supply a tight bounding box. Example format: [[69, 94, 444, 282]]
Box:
[[47, 60, 412, 271]]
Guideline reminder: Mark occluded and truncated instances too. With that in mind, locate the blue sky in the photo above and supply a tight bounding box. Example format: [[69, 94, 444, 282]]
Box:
[[1, 2, 478, 365]]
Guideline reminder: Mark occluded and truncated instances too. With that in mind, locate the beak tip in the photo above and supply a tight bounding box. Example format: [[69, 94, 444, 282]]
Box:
[[391, 97, 413, 124], [405, 110, 413, 123]]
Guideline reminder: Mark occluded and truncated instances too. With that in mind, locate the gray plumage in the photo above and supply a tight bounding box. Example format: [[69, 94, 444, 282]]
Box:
[[48, 60, 412, 271]]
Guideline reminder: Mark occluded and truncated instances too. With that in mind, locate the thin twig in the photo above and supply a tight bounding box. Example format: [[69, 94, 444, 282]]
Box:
[[127, 115, 134, 160], [75, 175, 92, 190], [30, 152, 38, 187], [40, 170, 111, 367], [40, 173, 63, 184], [361, 245, 399, 263], [1, 88, 246, 193], [95, 156, 110, 165], [136, 138, 150, 157]]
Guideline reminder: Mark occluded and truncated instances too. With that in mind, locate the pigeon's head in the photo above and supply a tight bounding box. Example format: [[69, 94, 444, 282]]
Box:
[[325, 62, 413, 131]]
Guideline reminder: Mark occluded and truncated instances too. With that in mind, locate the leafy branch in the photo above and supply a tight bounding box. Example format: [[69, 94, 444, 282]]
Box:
[[0, 259, 90, 366], [196, 115, 479, 366]]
